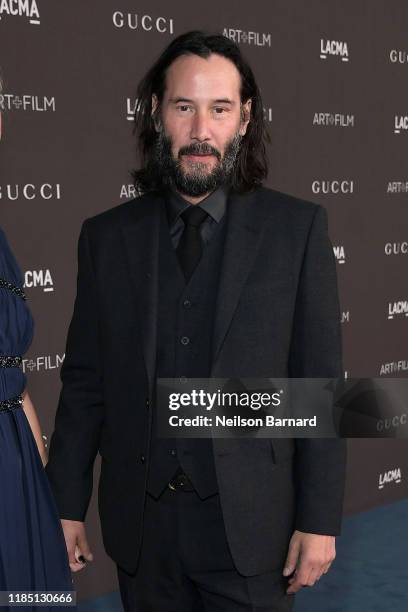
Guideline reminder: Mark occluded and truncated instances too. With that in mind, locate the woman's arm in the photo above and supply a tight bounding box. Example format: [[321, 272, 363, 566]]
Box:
[[22, 389, 48, 467]]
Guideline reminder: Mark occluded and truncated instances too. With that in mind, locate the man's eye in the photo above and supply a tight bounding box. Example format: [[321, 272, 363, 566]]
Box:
[[177, 105, 192, 112], [214, 107, 226, 114]]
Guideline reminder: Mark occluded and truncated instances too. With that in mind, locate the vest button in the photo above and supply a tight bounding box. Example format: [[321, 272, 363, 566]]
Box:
[[183, 299, 192, 308], [180, 336, 190, 346], [140, 454, 145, 463], [169, 449, 177, 457], [145, 398, 150, 408]]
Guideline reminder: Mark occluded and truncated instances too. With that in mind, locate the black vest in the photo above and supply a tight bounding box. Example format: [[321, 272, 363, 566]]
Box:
[[147, 205, 228, 499]]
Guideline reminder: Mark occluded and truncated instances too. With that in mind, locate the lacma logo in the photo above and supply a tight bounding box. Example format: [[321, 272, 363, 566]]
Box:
[[388, 300, 408, 320], [0, 0, 40, 24], [378, 467, 402, 489], [333, 245, 346, 264], [313, 113, 354, 127], [0, 92, 55, 112], [223, 28, 271, 47], [341, 311, 350, 324], [264, 107, 272, 122], [112, 12, 174, 33], [24, 269, 54, 293], [394, 115, 408, 134], [320, 39, 349, 62], [126, 97, 142, 121]]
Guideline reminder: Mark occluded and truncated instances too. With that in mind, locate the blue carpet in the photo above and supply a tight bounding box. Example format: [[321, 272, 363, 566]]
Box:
[[294, 498, 408, 612], [78, 498, 408, 611], [78, 591, 122, 612]]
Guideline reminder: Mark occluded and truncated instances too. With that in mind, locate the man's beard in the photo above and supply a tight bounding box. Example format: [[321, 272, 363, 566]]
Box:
[[152, 129, 242, 197]]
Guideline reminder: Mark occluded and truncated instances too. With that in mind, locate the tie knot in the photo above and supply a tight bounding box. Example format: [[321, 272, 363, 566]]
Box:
[[180, 205, 208, 228]]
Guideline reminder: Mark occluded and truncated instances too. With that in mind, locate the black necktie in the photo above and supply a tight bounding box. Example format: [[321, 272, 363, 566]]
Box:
[[176, 206, 208, 282]]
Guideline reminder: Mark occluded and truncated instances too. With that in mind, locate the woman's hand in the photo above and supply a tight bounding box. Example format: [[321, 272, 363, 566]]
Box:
[[21, 388, 49, 465]]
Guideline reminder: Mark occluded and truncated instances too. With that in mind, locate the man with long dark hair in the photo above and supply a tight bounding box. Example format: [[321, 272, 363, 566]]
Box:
[[46, 31, 346, 611]]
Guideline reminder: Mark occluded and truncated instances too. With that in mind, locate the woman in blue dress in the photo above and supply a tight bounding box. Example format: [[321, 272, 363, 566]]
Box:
[[0, 108, 75, 608], [0, 230, 76, 609]]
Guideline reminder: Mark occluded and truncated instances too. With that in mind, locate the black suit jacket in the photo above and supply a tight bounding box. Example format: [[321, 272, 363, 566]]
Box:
[[46, 186, 347, 576]]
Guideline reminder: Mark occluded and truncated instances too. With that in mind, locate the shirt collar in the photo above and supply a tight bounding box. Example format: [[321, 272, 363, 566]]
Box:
[[166, 184, 229, 228]]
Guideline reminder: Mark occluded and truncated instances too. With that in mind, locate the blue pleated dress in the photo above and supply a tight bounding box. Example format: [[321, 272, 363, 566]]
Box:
[[0, 227, 75, 610]]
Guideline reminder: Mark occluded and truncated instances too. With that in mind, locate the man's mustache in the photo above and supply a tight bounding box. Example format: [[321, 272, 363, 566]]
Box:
[[178, 143, 221, 160]]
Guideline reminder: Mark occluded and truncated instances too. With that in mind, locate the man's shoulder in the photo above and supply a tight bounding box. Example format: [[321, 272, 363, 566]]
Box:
[[254, 186, 321, 219], [81, 186, 322, 236], [82, 191, 161, 235]]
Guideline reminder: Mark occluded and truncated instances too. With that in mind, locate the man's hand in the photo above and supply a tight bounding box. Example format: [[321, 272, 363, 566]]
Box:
[[283, 530, 336, 594], [61, 519, 94, 573]]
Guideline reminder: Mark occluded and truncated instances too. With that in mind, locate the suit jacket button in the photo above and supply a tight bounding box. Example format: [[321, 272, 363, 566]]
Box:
[[140, 454, 145, 463], [145, 398, 150, 408]]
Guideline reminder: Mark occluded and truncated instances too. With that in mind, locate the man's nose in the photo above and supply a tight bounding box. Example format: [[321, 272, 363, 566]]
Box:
[[190, 111, 211, 141]]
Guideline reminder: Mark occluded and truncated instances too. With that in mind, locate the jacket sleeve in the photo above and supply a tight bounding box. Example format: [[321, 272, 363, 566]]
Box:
[[45, 219, 104, 521], [288, 205, 347, 535]]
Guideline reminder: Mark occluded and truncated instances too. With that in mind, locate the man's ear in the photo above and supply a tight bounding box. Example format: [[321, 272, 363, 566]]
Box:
[[239, 98, 252, 136], [151, 94, 161, 132]]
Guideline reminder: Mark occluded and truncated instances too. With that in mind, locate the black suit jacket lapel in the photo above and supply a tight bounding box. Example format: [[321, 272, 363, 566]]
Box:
[[211, 188, 270, 372]]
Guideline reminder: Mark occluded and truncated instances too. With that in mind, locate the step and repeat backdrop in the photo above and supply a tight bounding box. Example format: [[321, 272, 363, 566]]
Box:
[[1, 0, 407, 601]]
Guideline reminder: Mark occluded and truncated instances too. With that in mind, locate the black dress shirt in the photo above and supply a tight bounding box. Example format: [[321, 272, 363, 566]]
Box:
[[165, 186, 229, 249]]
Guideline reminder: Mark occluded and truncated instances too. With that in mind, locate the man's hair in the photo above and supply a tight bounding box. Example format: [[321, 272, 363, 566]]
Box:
[[132, 30, 270, 194]]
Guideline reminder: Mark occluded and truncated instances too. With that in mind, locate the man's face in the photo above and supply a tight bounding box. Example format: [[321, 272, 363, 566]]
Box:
[[151, 53, 251, 197]]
